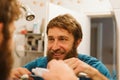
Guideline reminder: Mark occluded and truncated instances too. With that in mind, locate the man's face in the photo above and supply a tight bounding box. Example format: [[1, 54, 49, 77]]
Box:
[[47, 27, 77, 61]]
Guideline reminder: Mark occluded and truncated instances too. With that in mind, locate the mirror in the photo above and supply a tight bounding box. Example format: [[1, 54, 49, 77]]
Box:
[[14, 1, 118, 79]]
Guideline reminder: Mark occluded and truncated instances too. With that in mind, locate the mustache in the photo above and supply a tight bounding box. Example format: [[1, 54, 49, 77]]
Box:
[[48, 49, 65, 54]]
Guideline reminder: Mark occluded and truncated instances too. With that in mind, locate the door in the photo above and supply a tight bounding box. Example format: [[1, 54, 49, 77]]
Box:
[[90, 17, 117, 80]]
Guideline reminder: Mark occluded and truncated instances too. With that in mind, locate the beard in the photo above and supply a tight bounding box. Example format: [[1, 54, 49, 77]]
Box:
[[47, 44, 78, 62]]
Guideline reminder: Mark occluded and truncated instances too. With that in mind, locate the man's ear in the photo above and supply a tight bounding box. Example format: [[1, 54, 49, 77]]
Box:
[[0, 23, 3, 33], [75, 39, 82, 48]]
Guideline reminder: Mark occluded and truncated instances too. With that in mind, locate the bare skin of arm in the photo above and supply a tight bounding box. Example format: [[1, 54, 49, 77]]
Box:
[[64, 58, 108, 80]]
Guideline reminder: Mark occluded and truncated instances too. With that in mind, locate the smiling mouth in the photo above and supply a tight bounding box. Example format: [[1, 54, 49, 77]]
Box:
[[53, 53, 62, 56], [53, 52, 64, 58]]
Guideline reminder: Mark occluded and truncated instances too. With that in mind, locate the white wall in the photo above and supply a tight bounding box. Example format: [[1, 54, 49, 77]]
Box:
[[15, 0, 47, 32], [50, 0, 112, 16]]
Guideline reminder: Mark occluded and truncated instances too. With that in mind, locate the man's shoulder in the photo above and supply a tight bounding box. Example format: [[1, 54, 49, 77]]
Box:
[[78, 54, 98, 62], [77, 54, 103, 68]]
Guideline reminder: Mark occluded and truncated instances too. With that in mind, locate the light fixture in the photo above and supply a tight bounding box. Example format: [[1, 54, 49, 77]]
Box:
[[21, 4, 35, 21]]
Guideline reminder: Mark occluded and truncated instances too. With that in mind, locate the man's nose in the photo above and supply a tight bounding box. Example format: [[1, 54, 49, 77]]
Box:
[[52, 40, 60, 50]]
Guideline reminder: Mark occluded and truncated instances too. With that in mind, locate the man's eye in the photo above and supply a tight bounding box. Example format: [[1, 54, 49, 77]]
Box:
[[59, 38, 67, 41], [48, 38, 54, 41]]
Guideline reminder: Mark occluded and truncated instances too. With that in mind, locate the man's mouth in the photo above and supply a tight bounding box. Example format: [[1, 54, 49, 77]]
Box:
[[52, 53, 64, 60], [48, 49, 65, 60], [53, 53, 63, 57]]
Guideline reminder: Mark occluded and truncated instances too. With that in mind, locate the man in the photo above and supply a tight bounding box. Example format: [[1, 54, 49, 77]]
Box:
[[0, 0, 21, 80], [11, 14, 112, 80]]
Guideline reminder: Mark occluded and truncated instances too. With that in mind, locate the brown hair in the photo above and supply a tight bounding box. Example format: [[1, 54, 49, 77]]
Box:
[[0, 0, 21, 79], [0, 0, 21, 41], [46, 14, 83, 42]]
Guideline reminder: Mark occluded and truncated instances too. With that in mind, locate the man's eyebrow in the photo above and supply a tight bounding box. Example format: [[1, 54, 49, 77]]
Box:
[[59, 36, 69, 39], [48, 36, 53, 37], [59, 36, 68, 37]]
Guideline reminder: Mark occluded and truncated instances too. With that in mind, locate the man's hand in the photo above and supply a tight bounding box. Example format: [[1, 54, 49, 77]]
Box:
[[64, 58, 90, 75], [10, 67, 33, 80], [41, 59, 78, 80], [64, 58, 108, 80]]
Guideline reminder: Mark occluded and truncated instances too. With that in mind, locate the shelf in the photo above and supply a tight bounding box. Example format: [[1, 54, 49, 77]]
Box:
[[25, 33, 42, 36]]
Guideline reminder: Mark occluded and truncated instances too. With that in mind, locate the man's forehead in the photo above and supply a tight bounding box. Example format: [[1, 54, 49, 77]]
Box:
[[48, 32, 72, 38], [48, 27, 71, 34], [48, 35, 68, 38]]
